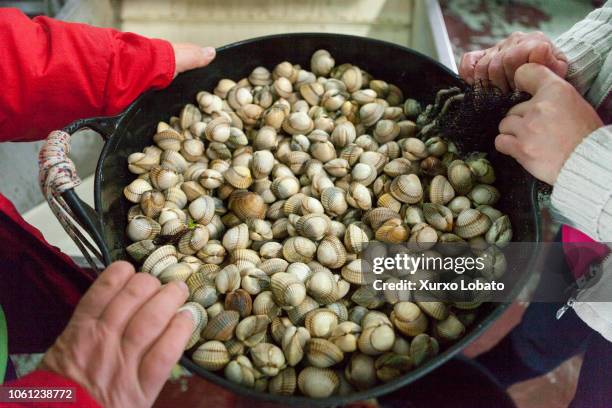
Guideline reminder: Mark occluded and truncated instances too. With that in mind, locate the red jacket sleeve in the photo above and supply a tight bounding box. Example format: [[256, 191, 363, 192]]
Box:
[[1, 370, 101, 408], [0, 8, 175, 142]]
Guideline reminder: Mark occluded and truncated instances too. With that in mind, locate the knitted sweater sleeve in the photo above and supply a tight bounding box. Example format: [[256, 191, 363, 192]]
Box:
[[553, 1, 612, 99]]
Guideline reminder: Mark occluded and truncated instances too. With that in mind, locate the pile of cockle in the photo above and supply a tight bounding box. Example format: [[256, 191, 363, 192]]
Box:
[[123, 49, 512, 398]]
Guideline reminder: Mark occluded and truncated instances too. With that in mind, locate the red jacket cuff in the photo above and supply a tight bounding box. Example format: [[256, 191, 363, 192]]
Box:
[[2, 370, 101, 408]]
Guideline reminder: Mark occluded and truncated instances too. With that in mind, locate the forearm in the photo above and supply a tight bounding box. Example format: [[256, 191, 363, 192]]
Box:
[[552, 125, 612, 242], [553, 1, 612, 98], [0, 8, 174, 142]]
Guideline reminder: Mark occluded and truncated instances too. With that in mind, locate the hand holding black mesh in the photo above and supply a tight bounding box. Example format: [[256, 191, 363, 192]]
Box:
[[417, 83, 531, 144]]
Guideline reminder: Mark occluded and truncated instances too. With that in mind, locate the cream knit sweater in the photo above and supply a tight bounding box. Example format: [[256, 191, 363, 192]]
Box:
[[552, 1, 612, 241], [551, 1, 612, 341]]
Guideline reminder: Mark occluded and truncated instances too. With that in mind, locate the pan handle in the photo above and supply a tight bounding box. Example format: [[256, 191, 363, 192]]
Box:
[[38, 115, 121, 272]]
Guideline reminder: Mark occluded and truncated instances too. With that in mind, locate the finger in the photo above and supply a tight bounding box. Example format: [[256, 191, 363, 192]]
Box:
[[173, 43, 216, 77], [502, 46, 530, 90], [473, 49, 496, 86], [527, 42, 564, 76], [495, 134, 522, 158], [506, 100, 532, 117], [139, 309, 193, 397], [459, 50, 486, 84], [488, 51, 510, 93], [73, 261, 135, 320], [123, 280, 189, 357], [99, 272, 161, 331], [514, 63, 557, 95], [498, 114, 524, 136]]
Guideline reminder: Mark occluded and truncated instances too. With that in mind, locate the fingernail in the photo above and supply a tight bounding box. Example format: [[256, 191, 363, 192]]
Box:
[[202, 46, 216, 59], [177, 280, 189, 294], [177, 307, 195, 327]]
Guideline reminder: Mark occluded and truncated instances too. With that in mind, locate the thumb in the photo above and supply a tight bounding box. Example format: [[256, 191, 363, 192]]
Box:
[[514, 63, 557, 95], [172, 43, 216, 77]]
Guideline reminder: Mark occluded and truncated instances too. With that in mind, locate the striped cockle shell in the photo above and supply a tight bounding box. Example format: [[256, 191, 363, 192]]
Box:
[[177, 226, 209, 255], [252, 291, 281, 320], [190, 284, 218, 308], [158, 262, 193, 284], [193, 340, 230, 371], [448, 196, 472, 216], [123, 178, 153, 203], [287, 296, 318, 326], [341, 259, 375, 285], [363, 207, 401, 231], [202, 310, 240, 341], [282, 236, 316, 263], [485, 214, 512, 247], [454, 208, 492, 239], [390, 302, 428, 337], [374, 352, 413, 383], [429, 175, 455, 205], [375, 218, 409, 244], [252, 150, 275, 179], [126, 239, 156, 262], [306, 270, 339, 305], [127, 215, 160, 242], [433, 314, 466, 342], [383, 158, 415, 178], [295, 213, 330, 241], [401, 137, 427, 160], [250, 342, 286, 377], [225, 288, 253, 318], [357, 322, 395, 356], [390, 174, 422, 204], [215, 265, 241, 294], [345, 353, 376, 390], [305, 338, 344, 368], [181, 181, 206, 202], [344, 224, 369, 254], [153, 128, 183, 151], [271, 272, 307, 308], [423, 203, 453, 232], [468, 184, 500, 206], [417, 301, 449, 320], [164, 186, 188, 209], [224, 355, 258, 388], [142, 245, 177, 277], [228, 190, 267, 221], [359, 102, 384, 127], [149, 166, 180, 190], [297, 367, 339, 398], [281, 326, 310, 366], [447, 160, 473, 195], [271, 176, 300, 199], [160, 149, 189, 173], [282, 111, 314, 135], [199, 169, 224, 190], [222, 223, 251, 252], [189, 195, 216, 225], [320, 187, 348, 217], [373, 119, 399, 143], [241, 266, 270, 295], [305, 308, 338, 338], [258, 257, 289, 276], [316, 235, 347, 269], [196, 240, 226, 264], [269, 367, 297, 396], [346, 182, 372, 211], [224, 166, 253, 189], [408, 223, 438, 250], [330, 122, 356, 148], [410, 334, 439, 366], [329, 321, 362, 353], [160, 218, 187, 237], [235, 314, 270, 347]]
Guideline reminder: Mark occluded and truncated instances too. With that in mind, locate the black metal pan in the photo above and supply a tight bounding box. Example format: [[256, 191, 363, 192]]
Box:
[[59, 33, 541, 406]]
